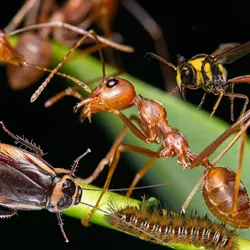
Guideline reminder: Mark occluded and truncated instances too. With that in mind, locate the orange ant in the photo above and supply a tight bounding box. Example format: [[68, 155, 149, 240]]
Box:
[[3, 0, 119, 89], [42, 31, 213, 225], [179, 109, 250, 229], [43, 30, 250, 231]]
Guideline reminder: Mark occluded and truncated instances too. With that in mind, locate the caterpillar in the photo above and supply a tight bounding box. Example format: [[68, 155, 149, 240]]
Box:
[[104, 198, 238, 250]]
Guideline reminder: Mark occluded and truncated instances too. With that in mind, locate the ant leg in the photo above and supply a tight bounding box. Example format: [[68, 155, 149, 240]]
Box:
[[209, 91, 224, 119], [56, 213, 69, 243], [77, 115, 146, 184], [224, 92, 249, 120], [4, 0, 37, 33], [126, 157, 156, 197], [232, 129, 246, 214], [81, 145, 161, 226], [30, 31, 95, 102], [78, 126, 128, 184], [181, 171, 208, 213], [0, 209, 18, 218], [44, 87, 84, 108], [74, 102, 149, 142], [0, 121, 43, 157], [190, 109, 250, 167]]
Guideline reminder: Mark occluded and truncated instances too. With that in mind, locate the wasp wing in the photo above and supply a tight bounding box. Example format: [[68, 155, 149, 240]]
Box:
[[0, 144, 56, 210], [212, 41, 250, 64]]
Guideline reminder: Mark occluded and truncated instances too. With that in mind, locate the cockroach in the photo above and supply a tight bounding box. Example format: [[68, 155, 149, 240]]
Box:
[[0, 121, 91, 242]]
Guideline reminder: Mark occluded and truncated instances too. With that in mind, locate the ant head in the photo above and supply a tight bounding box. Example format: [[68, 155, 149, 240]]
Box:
[[93, 76, 136, 109], [79, 76, 136, 120]]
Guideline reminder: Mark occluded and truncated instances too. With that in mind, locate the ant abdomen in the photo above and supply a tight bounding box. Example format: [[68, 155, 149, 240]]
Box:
[[203, 167, 250, 229], [7, 32, 52, 90]]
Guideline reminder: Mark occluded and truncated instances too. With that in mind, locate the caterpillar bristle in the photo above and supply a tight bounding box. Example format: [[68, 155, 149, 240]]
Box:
[[104, 199, 238, 250]]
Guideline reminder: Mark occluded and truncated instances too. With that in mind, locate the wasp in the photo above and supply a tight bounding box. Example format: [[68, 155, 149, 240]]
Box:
[[0, 121, 91, 242], [146, 41, 250, 121]]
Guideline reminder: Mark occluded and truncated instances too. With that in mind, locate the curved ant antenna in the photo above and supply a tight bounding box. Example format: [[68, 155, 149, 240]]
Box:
[[145, 52, 177, 70]]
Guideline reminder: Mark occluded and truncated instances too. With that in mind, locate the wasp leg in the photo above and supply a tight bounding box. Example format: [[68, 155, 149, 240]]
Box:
[[0, 121, 44, 157], [224, 92, 249, 120], [0, 209, 17, 218], [209, 91, 224, 119], [197, 92, 207, 110]]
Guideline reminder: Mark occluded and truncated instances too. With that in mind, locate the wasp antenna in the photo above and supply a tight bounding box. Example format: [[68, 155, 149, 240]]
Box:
[[145, 52, 176, 70]]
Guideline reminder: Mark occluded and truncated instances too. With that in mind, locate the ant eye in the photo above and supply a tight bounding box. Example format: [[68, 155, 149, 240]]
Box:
[[106, 78, 118, 88]]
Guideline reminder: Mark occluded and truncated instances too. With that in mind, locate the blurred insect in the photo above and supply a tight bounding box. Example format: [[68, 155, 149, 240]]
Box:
[[4, 0, 55, 89], [146, 41, 250, 121], [0, 20, 133, 95], [0, 121, 91, 242], [47, 0, 174, 89]]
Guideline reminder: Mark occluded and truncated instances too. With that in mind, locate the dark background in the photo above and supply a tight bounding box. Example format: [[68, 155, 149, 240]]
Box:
[[0, 0, 250, 249]]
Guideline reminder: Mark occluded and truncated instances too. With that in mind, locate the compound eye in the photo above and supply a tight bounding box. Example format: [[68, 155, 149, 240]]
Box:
[[106, 78, 118, 88], [181, 68, 193, 85], [62, 179, 76, 197]]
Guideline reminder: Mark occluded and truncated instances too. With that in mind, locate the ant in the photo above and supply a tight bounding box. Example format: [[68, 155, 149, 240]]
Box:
[[0, 19, 133, 95], [180, 109, 250, 229], [145, 41, 250, 122], [3, 0, 127, 90], [42, 30, 214, 225], [43, 31, 250, 231]]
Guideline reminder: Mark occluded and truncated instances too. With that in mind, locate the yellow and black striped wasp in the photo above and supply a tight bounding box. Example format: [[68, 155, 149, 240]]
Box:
[[146, 41, 250, 121]]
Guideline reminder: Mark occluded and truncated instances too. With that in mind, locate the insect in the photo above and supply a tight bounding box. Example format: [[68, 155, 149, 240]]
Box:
[[43, 32, 213, 226], [5, 0, 54, 89], [47, 0, 174, 89], [0, 121, 91, 242], [146, 41, 250, 121], [180, 108, 250, 229], [106, 198, 237, 250], [0, 19, 133, 96], [44, 31, 250, 232]]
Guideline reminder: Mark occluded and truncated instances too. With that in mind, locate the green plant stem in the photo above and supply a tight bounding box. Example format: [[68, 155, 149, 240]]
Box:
[[64, 182, 250, 250]]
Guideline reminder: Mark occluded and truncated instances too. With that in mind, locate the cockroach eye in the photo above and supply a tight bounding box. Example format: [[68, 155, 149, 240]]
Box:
[[62, 179, 76, 196], [57, 196, 72, 210], [106, 78, 118, 88]]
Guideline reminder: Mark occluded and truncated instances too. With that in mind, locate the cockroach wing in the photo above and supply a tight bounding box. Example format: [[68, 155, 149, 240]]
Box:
[[0, 144, 56, 210]]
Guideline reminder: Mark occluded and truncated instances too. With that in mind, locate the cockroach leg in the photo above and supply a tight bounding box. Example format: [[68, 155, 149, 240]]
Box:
[[0, 209, 18, 218]]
